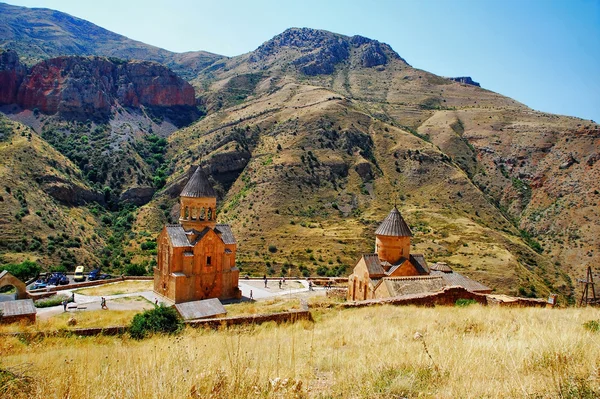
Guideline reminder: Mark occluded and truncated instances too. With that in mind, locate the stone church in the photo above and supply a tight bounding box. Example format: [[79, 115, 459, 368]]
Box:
[[154, 167, 240, 303], [348, 207, 490, 301]]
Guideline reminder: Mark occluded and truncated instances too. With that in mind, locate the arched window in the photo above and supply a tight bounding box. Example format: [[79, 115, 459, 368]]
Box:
[[200, 207, 206, 220], [207, 208, 213, 220], [184, 206, 189, 219]]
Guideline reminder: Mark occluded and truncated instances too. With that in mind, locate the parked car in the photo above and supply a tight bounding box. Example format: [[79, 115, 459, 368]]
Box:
[[32, 280, 47, 290], [89, 269, 112, 280], [73, 266, 86, 282], [46, 273, 61, 286], [88, 269, 101, 281], [58, 274, 70, 285]]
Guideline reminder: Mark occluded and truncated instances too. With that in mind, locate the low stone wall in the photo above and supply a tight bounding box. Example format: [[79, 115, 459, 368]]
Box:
[[326, 288, 347, 300], [186, 309, 312, 329], [486, 295, 547, 307], [342, 286, 488, 308]]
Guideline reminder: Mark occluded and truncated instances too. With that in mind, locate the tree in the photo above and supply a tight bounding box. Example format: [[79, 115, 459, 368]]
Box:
[[129, 305, 183, 339]]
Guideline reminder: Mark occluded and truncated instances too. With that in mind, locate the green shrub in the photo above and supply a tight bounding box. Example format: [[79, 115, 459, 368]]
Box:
[[34, 294, 71, 308], [268, 245, 277, 253], [129, 305, 183, 340], [1, 260, 40, 281], [583, 320, 600, 332], [125, 263, 147, 276], [455, 299, 479, 307]]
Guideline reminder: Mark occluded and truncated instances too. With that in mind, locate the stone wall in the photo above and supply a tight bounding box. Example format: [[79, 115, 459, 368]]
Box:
[[186, 309, 312, 329], [342, 286, 488, 308]]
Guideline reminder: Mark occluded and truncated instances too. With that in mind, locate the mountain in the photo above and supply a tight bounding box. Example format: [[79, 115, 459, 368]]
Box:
[[0, 8, 597, 301], [0, 2, 225, 79]]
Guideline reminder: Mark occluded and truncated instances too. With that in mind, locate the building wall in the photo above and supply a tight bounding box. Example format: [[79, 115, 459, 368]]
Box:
[[347, 259, 376, 301], [154, 227, 240, 303], [375, 235, 410, 265], [179, 196, 217, 230]]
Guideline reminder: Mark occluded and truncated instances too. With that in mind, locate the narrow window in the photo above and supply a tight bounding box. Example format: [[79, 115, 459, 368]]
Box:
[[207, 256, 212, 265]]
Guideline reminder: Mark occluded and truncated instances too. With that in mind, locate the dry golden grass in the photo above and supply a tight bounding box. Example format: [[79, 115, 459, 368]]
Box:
[[2, 305, 600, 398], [224, 297, 301, 317], [74, 281, 153, 296]]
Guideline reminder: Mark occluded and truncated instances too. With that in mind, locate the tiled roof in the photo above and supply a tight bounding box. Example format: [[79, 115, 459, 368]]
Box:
[[384, 275, 445, 296], [215, 224, 236, 245], [430, 262, 453, 273], [166, 225, 192, 247], [189, 227, 211, 245], [175, 298, 226, 321], [409, 254, 430, 275], [180, 167, 216, 198], [0, 299, 36, 317], [431, 270, 491, 293], [374, 207, 412, 237], [363, 254, 385, 277]]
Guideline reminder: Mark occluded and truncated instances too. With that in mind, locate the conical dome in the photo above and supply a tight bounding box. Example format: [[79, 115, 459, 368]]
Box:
[[374, 207, 412, 237], [180, 167, 216, 198]]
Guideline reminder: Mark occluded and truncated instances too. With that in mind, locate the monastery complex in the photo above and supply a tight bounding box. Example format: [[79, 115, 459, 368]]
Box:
[[348, 207, 490, 300]]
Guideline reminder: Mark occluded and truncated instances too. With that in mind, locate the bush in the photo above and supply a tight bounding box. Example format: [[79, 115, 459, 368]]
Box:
[[129, 305, 183, 339], [140, 241, 157, 251], [455, 299, 479, 307], [1, 260, 41, 281], [125, 263, 147, 276], [268, 245, 277, 253], [34, 294, 71, 308], [584, 320, 600, 332]]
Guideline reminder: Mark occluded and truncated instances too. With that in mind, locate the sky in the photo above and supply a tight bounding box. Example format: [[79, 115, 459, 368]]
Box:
[[4, 0, 600, 122]]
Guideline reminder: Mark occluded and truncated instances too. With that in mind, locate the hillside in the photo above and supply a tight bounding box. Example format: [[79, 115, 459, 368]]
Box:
[[134, 28, 597, 300], [0, 2, 225, 79], [0, 15, 596, 300]]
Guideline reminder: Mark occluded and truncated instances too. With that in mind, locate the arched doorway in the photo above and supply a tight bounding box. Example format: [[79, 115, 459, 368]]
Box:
[[0, 271, 29, 300]]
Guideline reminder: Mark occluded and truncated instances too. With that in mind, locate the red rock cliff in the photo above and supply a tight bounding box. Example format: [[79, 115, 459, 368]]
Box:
[[1, 53, 196, 117], [0, 50, 27, 105]]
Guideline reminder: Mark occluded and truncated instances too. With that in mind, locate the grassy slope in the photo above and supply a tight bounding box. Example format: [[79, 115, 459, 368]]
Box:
[[2, 305, 600, 398], [0, 116, 106, 267]]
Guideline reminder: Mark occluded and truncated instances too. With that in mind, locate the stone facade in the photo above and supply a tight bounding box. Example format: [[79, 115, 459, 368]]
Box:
[[154, 167, 240, 303]]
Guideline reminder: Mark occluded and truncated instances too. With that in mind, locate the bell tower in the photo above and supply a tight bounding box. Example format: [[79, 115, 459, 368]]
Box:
[[374, 206, 412, 264], [178, 167, 217, 230]]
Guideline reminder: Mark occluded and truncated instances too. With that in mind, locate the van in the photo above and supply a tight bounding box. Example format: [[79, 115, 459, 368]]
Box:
[[73, 266, 86, 282]]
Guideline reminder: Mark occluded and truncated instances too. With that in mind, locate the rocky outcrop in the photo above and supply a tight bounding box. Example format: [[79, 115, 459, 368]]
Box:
[[249, 28, 407, 75], [1, 53, 196, 120], [0, 50, 27, 104], [40, 175, 104, 205], [449, 76, 481, 87], [118, 186, 156, 206]]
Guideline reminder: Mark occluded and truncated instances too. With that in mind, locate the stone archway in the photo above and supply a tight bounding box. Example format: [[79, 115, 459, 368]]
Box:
[[0, 270, 29, 300]]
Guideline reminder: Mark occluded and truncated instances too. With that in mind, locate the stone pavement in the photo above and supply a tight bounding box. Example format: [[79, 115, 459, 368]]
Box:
[[34, 279, 325, 318]]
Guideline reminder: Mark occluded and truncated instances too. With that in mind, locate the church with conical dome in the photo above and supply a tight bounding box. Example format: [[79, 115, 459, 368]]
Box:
[[154, 167, 240, 303], [348, 206, 490, 301]]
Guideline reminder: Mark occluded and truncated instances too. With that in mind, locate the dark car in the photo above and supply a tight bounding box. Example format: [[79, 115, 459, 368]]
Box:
[[88, 269, 101, 281], [58, 274, 69, 285], [89, 269, 112, 281], [46, 273, 61, 286]]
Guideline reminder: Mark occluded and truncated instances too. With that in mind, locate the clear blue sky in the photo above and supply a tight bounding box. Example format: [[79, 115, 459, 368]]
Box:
[[5, 0, 600, 121]]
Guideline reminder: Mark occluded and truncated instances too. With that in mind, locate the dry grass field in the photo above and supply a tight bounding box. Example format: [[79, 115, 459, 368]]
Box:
[[2, 305, 600, 398], [74, 281, 154, 296]]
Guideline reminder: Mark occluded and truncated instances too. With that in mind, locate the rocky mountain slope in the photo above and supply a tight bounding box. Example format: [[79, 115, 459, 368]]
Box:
[[0, 49, 201, 204], [0, 11, 597, 301], [135, 28, 596, 300], [0, 2, 224, 79]]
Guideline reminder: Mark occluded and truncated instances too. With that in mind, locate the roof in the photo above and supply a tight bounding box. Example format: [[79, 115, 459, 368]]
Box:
[[409, 254, 429, 275], [189, 227, 212, 245], [165, 225, 191, 247], [375, 207, 412, 237], [431, 270, 491, 293], [0, 299, 36, 317], [362, 254, 385, 277], [215, 224, 236, 245], [180, 167, 216, 198], [0, 270, 7, 280], [384, 275, 445, 296], [174, 298, 227, 321], [430, 262, 453, 273]]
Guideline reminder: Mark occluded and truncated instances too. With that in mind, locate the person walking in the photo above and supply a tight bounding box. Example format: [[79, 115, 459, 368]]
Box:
[[264, 277, 268, 288], [62, 299, 67, 312], [250, 290, 253, 300], [101, 297, 108, 310]]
